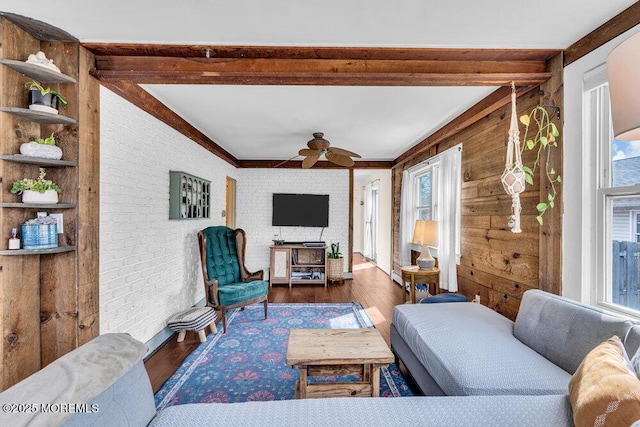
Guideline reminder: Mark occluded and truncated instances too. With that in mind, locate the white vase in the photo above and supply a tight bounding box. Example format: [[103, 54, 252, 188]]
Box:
[[22, 190, 58, 204], [20, 142, 63, 160]]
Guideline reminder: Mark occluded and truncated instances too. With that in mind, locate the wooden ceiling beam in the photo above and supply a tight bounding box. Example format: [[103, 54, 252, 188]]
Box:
[[84, 44, 559, 62], [94, 57, 547, 74], [101, 80, 239, 167], [90, 55, 550, 86], [92, 71, 551, 86], [564, 2, 640, 67]]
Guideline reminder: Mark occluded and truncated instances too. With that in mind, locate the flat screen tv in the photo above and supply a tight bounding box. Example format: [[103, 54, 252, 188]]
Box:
[[272, 193, 329, 227]]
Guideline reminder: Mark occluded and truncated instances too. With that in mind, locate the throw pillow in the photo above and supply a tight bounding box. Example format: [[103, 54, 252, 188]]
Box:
[[569, 336, 640, 427], [631, 347, 640, 379]]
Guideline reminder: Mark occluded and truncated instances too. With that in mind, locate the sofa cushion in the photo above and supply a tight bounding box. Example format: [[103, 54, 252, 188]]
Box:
[[218, 280, 268, 306], [514, 290, 639, 374], [569, 336, 640, 426], [150, 395, 572, 427], [392, 303, 571, 395], [0, 333, 155, 427], [63, 359, 156, 427]]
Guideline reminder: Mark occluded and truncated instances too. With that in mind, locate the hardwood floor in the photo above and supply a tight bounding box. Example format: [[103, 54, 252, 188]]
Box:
[[144, 253, 404, 393]]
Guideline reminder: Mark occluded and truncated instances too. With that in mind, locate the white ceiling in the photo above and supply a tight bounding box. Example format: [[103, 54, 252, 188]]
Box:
[[142, 85, 497, 161], [1, 1, 636, 162]]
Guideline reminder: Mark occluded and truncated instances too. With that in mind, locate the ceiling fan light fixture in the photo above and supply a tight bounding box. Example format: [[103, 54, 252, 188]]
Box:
[[307, 132, 330, 150], [298, 132, 361, 169]]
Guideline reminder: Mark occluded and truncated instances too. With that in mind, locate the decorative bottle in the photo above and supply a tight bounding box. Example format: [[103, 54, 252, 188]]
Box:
[[8, 228, 20, 250]]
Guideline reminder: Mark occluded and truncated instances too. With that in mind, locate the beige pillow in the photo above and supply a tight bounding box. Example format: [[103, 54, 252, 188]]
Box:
[[569, 336, 640, 426]]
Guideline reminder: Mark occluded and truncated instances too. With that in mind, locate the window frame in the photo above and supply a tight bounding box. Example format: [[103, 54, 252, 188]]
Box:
[[633, 211, 640, 242], [562, 26, 640, 319], [586, 65, 640, 318]]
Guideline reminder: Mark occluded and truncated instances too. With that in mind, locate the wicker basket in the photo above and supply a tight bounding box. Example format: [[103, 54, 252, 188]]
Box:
[[326, 258, 343, 280]]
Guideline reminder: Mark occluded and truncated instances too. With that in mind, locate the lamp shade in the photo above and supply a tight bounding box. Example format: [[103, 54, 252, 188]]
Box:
[[608, 31, 640, 141], [412, 220, 438, 246]]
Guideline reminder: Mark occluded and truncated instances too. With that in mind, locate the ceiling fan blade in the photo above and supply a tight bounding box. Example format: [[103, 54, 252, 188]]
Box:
[[329, 146, 361, 158], [326, 151, 355, 167], [302, 154, 321, 168], [299, 148, 322, 156]]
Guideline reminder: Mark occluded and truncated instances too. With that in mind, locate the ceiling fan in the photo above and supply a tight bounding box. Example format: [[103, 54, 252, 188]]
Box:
[[298, 132, 362, 168]]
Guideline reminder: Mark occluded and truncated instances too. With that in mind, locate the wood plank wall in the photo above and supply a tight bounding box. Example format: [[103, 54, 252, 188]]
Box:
[[392, 79, 563, 320], [77, 45, 100, 345]]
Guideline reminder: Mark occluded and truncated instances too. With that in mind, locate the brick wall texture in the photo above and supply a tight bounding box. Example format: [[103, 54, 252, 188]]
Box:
[[100, 88, 350, 343]]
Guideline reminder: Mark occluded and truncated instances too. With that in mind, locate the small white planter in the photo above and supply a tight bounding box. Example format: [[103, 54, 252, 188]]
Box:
[[20, 142, 63, 160], [22, 190, 58, 204]]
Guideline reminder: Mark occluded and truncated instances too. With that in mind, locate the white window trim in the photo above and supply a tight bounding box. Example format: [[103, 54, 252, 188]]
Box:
[[588, 72, 611, 312], [631, 210, 640, 242]]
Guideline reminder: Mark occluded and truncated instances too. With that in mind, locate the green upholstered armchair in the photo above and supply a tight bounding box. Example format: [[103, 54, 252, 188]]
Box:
[[197, 226, 268, 333]]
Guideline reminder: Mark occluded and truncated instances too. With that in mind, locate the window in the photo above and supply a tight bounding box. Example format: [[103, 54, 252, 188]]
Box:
[[585, 65, 640, 315], [398, 144, 461, 291], [415, 167, 438, 222], [406, 160, 440, 241]]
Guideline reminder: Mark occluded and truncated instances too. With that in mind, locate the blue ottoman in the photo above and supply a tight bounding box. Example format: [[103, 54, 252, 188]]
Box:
[[419, 293, 467, 304]]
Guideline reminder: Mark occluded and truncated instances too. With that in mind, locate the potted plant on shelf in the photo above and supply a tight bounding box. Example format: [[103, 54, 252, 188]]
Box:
[[19, 132, 63, 160], [326, 242, 343, 281], [11, 167, 61, 204], [24, 80, 67, 114]]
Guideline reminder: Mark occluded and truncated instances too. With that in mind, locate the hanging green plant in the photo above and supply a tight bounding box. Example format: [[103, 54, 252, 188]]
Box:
[[519, 106, 561, 225]]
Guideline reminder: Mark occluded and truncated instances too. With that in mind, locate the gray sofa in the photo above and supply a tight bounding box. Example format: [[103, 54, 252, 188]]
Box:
[[3, 289, 624, 426], [0, 333, 571, 426], [391, 289, 640, 396]]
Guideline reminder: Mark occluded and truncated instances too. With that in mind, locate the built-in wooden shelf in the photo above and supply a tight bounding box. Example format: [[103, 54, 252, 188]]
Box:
[[0, 107, 76, 124], [0, 59, 76, 83], [0, 246, 76, 256], [0, 155, 77, 167], [0, 13, 100, 392], [0, 203, 76, 209]]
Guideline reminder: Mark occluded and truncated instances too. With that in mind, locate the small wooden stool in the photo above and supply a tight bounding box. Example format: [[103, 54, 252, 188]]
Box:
[[167, 307, 218, 343]]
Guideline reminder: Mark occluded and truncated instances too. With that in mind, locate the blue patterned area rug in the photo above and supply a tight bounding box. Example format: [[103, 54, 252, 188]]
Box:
[[155, 303, 413, 410]]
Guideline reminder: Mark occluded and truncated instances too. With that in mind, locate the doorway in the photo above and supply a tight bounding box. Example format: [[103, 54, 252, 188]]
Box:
[[366, 181, 379, 262], [354, 170, 391, 275], [226, 177, 236, 228]]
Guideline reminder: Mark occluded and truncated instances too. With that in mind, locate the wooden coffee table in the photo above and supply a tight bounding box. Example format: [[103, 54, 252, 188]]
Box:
[[286, 328, 395, 399]]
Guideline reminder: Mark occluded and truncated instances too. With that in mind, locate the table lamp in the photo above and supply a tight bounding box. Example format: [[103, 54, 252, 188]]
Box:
[[608, 31, 640, 141], [412, 220, 438, 269]]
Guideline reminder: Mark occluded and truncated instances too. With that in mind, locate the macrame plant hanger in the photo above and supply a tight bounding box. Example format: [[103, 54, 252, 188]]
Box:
[[501, 82, 526, 233]]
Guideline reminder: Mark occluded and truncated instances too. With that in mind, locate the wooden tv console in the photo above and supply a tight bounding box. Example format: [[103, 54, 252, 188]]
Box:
[[269, 244, 328, 288]]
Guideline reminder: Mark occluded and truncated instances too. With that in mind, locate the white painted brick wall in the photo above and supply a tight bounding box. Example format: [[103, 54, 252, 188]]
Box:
[[100, 87, 236, 343], [236, 169, 350, 274], [100, 89, 351, 344]]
